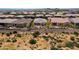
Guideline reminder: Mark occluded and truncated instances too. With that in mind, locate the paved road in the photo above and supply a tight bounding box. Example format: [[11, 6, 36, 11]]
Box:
[[0, 28, 79, 33]]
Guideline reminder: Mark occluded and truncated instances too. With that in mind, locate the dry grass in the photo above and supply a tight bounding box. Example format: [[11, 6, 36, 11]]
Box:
[[0, 32, 79, 50]]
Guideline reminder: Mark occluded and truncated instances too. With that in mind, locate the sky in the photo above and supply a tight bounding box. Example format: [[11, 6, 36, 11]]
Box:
[[0, 0, 79, 8]]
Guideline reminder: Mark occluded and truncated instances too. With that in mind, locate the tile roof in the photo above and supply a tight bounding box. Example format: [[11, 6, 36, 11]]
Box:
[[0, 19, 17, 23], [34, 18, 47, 23], [0, 18, 33, 24], [12, 18, 33, 24], [50, 18, 70, 23], [66, 14, 79, 16], [68, 18, 79, 23]]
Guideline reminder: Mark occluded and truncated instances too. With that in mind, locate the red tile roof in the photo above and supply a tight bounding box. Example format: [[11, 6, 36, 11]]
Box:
[[50, 18, 70, 23]]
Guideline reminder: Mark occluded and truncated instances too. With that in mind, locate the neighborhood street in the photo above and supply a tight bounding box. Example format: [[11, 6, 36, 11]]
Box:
[[0, 28, 79, 33]]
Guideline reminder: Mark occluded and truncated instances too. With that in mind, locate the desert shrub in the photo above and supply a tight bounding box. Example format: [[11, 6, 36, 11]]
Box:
[[76, 38, 79, 42], [6, 32, 11, 36], [49, 36, 55, 40], [1, 32, 4, 35], [73, 31, 79, 36], [75, 42, 79, 48], [17, 45, 20, 47], [12, 39, 17, 43], [51, 47, 59, 50], [43, 36, 49, 41], [57, 40, 63, 43], [70, 36, 75, 41], [0, 39, 4, 42], [6, 39, 11, 42], [57, 45, 62, 48], [16, 34, 21, 37], [11, 38, 17, 43], [9, 32, 12, 35], [62, 32, 66, 34], [45, 32, 48, 35], [0, 45, 2, 47], [13, 31, 17, 34], [62, 32, 69, 34], [0, 42, 2, 45], [29, 39, 37, 44], [66, 41, 74, 49], [32, 31, 40, 37]]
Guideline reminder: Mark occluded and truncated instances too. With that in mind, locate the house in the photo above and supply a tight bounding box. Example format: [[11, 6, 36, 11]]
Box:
[[36, 14, 44, 17], [0, 18, 33, 28], [33, 18, 47, 28], [15, 15, 25, 18], [49, 12, 56, 15], [28, 12, 35, 15], [34, 18, 47, 25], [12, 18, 33, 28], [49, 18, 70, 26], [23, 11, 28, 14], [54, 14, 66, 18], [68, 18, 79, 26], [26, 15, 35, 18], [10, 11, 17, 14], [0, 15, 15, 17], [0, 18, 17, 28], [45, 14, 53, 17], [65, 14, 79, 17]]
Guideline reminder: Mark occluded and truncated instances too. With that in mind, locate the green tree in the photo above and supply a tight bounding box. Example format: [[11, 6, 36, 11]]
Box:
[[73, 31, 79, 36], [11, 38, 17, 43], [28, 20, 34, 28], [46, 19, 52, 28], [32, 31, 40, 37], [6, 39, 11, 42], [43, 36, 49, 41], [6, 32, 11, 36], [29, 39, 37, 44], [66, 41, 74, 49]]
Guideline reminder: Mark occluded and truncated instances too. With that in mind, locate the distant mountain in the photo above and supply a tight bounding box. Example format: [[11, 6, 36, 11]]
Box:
[[0, 8, 79, 12]]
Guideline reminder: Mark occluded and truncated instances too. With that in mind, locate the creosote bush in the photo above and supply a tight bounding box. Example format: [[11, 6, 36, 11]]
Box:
[[13, 31, 17, 34], [11, 38, 17, 43], [16, 34, 21, 37], [32, 31, 40, 37], [70, 36, 75, 41], [29, 39, 37, 44], [1, 32, 4, 35], [43, 36, 49, 41], [0, 39, 4, 42], [66, 41, 74, 49], [9, 32, 12, 35], [6, 32, 11, 36], [73, 31, 79, 36], [6, 39, 11, 42]]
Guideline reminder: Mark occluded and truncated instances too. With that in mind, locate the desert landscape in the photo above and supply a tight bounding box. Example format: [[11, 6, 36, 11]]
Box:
[[0, 31, 79, 50]]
